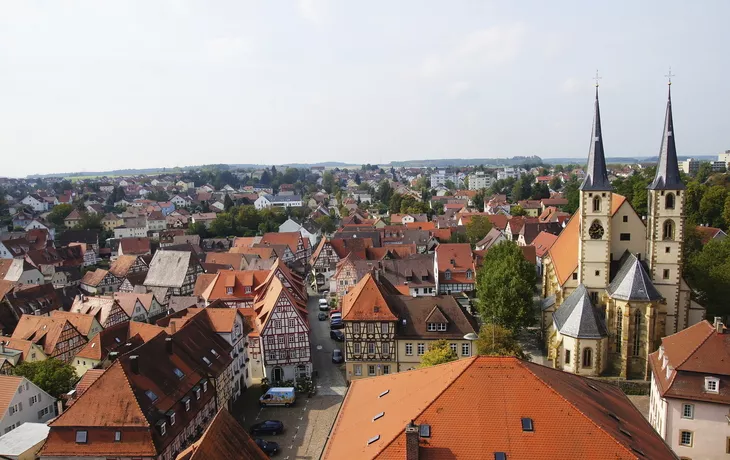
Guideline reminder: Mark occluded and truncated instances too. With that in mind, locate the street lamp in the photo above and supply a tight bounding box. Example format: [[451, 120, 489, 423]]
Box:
[[463, 333, 478, 357]]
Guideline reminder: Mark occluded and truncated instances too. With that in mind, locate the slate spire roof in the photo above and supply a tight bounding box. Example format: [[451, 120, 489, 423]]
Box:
[[607, 252, 663, 302], [580, 87, 613, 191], [552, 284, 608, 339], [649, 84, 685, 190]]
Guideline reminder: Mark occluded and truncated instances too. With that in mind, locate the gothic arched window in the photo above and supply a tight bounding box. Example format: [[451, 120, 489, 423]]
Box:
[[616, 308, 623, 353], [582, 347, 593, 368], [665, 193, 675, 210], [593, 196, 601, 212], [663, 220, 675, 241], [632, 309, 642, 357]]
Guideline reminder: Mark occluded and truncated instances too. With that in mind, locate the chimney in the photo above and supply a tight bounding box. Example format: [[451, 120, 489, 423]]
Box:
[[714, 317, 725, 333], [170, 321, 177, 334], [405, 420, 419, 460], [165, 337, 173, 355], [130, 355, 139, 374], [108, 351, 119, 362]]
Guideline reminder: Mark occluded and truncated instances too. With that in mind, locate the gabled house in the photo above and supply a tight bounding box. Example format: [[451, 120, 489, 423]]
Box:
[[0, 376, 57, 435], [79, 269, 121, 295], [113, 292, 165, 324], [175, 408, 268, 460], [143, 250, 204, 302], [11, 315, 87, 364], [70, 295, 130, 329], [0, 259, 44, 286], [49, 310, 103, 339], [434, 244, 475, 294], [195, 270, 270, 308]]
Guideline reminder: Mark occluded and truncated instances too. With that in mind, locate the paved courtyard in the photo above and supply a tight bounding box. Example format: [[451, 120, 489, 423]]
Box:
[[234, 291, 346, 458]]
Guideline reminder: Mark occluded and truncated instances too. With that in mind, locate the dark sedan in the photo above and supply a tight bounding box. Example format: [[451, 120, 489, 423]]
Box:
[[250, 420, 284, 436], [330, 330, 344, 341], [332, 349, 344, 364], [318, 312, 328, 321], [255, 438, 280, 455], [330, 319, 344, 330]]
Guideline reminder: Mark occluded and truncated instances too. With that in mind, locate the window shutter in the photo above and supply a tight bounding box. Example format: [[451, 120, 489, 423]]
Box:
[[38, 392, 41, 401], [18, 402, 22, 411], [38, 410, 43, 419]]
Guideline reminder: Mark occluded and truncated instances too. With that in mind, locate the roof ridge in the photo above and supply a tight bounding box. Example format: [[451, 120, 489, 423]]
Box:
[[520, 361, 638, 459], [374, 356, 478, 458]]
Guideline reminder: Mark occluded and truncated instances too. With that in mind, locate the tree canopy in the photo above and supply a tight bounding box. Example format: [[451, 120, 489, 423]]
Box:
[[475, 322, 529, 360], [476, 241, 537, 332], [419, 339, 458, 367], [465, 215, 492, 246], [685, 235, 730, 319], [14, 359, 77, 398]]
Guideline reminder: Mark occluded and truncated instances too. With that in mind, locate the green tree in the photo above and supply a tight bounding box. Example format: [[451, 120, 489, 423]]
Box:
[[315, 215, 336, 234], [549, 176, 563, 191], [187, 221, 209, 238], [684, 181, 706, 226], [234, 205, 261, 234], [476, 241, 537, 332], [223, 194, 234, 211], [209, 212, 236, 237], [14, 359, 77, 398], [563, 176, 580, 214], [510, 205, 527, 217], [444, 180, 456, 190], [431, 201, 444, 215], [631, 181, 648, 217], [531, 183, 550, 200], [78, 212, 103, 231], [419, 339, 458, 367], [723, 196, 730, 230], [475, 323, 528, 359], [465, 215, 493, 246], [696, 162, 712, 183], [700, 185, 728, 227], [685, 236, 730, 319], [322, 171, 336, 193], [47, 204, 75, 227]]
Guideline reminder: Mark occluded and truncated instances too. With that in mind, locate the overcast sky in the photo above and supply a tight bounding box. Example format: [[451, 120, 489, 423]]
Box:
[[1, 1, 729, 177]]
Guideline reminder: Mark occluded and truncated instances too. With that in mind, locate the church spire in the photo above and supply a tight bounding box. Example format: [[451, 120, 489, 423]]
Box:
[[580, 85, 612, 191], [649, 81, 685, 190]]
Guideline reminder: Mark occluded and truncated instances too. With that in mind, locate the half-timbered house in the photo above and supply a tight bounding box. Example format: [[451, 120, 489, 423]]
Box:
[[79, 269, 121, 295], [254, 277, 311, 382], [342, 272, 398, 381], [309, 238, 341, 292], [195, 270, 270, 308], [11, 315, 87, 364], [143, 250, 204, 302], [70, 295, 130, 328]]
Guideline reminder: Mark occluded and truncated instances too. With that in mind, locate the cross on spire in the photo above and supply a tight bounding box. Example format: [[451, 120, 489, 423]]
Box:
[[665, 67, 675, 86], [593, 70, 602, 88]]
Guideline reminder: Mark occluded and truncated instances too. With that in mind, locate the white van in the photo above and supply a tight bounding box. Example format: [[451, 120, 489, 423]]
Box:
[[318, 298, 329, 311]]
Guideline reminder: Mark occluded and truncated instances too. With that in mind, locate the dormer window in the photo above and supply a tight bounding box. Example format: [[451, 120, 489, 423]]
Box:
[[75, 430, 88, 444], [226, 287, 233, 295], [158, 421, 167, 436], [466, 269, 472, 279], [427, 323, 447, 332], [444, 270, 451, 280], [202, 381, 208, 393], [167, 410, 176, 426], [705, 376, 719, 393], [245, 286, 252, 293]]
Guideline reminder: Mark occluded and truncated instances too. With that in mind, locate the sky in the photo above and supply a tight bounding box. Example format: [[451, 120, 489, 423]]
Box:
[[1, 0, 729, 177]]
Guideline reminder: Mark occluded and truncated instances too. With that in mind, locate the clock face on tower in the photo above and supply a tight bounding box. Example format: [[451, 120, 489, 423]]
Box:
[[589, 221, 605, 239]]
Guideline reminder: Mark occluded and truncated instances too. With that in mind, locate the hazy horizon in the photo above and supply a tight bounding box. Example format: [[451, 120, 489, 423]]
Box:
[[2, 1, 729, 178]]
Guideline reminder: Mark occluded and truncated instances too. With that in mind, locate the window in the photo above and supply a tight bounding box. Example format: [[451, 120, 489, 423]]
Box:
[[203, 381, 208, 392], [593, 196, 601, 212], [417, 343, 425, 355], [202, 356, 212, 366], [616, 308, 623, 353], [623, 215, 628, 223], [565, 349, 571, 364], [521, 418, 534, 432], [383, 365, 390, 375], [145, 390, 158, 402], [382, 343, 390, 354], [299, 333, 306, 342], [450, 343, 457, 354], [461, 343, 470, 356], [594, 270, 600, 277], [160, 422, 167, 437], [245, 286, 252, 293], [195, 388, 201, 400], [405, 343, 413, 356], [267, 336, 275, 345], [274, 320, 281, 328], [682, 404, 694, 419], [184, 398, 191, 412], [354, 364, 362, 376], [663, 220, 675, 240], [75, 431, 88, 443], [353, 323, 361, 334], [428, 323, 438, 332], [665, 193, 675, 209], [354, 343, 361, 354], [466, 270, 472, 279], [173, 368, 184, 379], [663, 269, 670, 280], [29, 394, 38, 406], [444, 270, 451, 280], [269, 351, 277, 360], [679, 430, 692, 447], [705, 377, 719, 393], [368, 365, 376, 376], [665, 247, 671, 253], [368, 343, 375, 354], [226, 287, 233, 295], [620, 233, 631, 241], [632, 310, 642, 357], [115, 431, 122, 442], [572, 272, 578, 280], [288, 319, 296, 327], [169, 412, 176, 426], [381, 323, 389, 334], [582, 348, 593, 368]]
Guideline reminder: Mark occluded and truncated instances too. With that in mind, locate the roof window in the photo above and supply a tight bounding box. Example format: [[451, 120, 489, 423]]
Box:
[[705, 376, 720, 393], [145, 390, 158, 402], [373, 412, 385, 421], [114, 431, 121, 442], [619, 428, 632, 438], [211, 349, 219, 357], [378, 390, 389, 398], [202, 356, 212, 366], [367, 435, 380, 445], [521, 418, 534, 432], [419, 424, 431, 438], [75, 430, 88, 443], [173, 368, 184, 379], [495, 453, 507, 460]]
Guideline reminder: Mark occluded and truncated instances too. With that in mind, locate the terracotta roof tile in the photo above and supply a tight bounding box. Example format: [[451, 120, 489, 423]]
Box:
[[0, 375, 24, 417], [342, 273, 398, 321], [176, 408, 268, 460], [49, 310, 97, 336], [119, 237, 151, 255]]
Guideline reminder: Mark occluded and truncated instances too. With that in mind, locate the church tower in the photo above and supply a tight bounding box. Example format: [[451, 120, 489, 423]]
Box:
[[578, 86, 613, 303], [647, 82, 686, 335]]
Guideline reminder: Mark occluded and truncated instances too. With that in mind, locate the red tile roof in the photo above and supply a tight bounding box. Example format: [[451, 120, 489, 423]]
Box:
[[434, 243, 475, 285], [119, 237, 151, 255], [323, 357, 675, 459], [176, 408, 268, 460], [531, 231, 559, 258], [342, 273, 398, 321]]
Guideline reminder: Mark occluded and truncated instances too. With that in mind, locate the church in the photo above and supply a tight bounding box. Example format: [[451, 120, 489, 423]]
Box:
[[541, 84, 705, 380]]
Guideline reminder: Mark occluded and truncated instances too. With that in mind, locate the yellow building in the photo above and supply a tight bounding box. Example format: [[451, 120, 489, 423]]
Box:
[[542, 86, 704, 379]]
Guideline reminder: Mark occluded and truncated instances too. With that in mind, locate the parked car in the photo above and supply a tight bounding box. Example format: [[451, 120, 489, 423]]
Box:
[[318, 312, 328, 321], [330, 308, 341, 317], [330, 319, 344, 330], [332, 349, 344, 364], [255, 438, 280, 455], [318, 302, 329, 312], [330, 330, 344, 341], [259, 387, 296, 407], [250, 420, 284, 436], [330, 312, 342, 321]]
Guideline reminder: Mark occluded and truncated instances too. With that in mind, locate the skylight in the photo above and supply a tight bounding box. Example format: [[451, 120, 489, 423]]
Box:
[[115, 337, 121, 343], [521, 418, 534, 432], [202, 357, 212, 366], [173, 368, 184, 379], [494, 453, 507, 460], [145, 390, 158, 402], [372, 412, 384, 421], [367, 435, 380, 445], [211, 349, 219, 357], [378, 390, 389, 398]]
